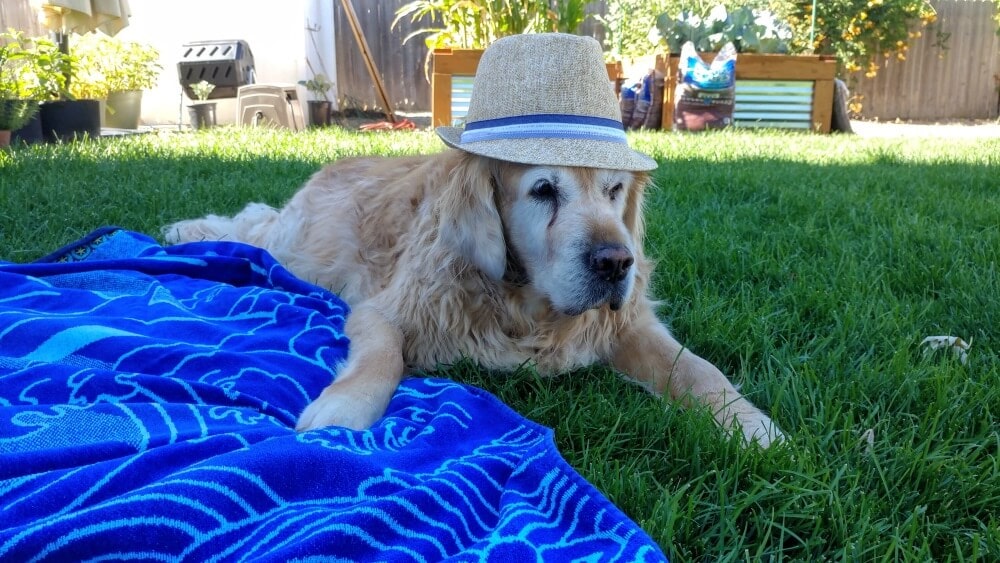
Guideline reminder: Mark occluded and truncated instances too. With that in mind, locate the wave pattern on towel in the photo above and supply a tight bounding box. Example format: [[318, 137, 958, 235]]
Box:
[[0, 228, 665, 561]]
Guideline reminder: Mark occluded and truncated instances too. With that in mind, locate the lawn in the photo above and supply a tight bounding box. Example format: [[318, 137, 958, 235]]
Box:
[[2, 127, 998, 561]]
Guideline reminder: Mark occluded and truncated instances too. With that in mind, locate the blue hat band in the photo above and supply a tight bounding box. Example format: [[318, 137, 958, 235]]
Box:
[[459, 114, 627, 145]]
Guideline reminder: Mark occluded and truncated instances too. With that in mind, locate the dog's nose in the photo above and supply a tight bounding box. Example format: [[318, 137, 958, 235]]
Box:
[[589, 244, 634, 283]]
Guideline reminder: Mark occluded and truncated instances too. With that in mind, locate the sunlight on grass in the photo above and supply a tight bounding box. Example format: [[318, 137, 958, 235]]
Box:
[[2, 127, 999, 560]]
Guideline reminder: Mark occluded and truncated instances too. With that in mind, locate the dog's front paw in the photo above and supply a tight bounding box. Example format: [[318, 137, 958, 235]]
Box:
[[736, 411, 784, 448], [295, 380, 390, 432]]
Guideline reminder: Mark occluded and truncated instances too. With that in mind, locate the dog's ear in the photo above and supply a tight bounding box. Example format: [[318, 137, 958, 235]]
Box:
[[436, 153, 507, 280], [623, 172, 650, 247]]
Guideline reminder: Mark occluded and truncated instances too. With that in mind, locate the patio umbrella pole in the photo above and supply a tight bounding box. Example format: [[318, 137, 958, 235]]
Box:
[[51, 30, 71, 89]]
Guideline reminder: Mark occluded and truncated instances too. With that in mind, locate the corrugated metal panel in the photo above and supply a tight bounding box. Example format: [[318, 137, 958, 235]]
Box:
[[451, 76, 474, 126], [734, 80, 815, 129]]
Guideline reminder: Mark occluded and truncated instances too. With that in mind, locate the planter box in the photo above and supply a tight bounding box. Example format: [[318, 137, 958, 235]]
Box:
[[430, 48, 624, 128], [656, 53, 838, 133]]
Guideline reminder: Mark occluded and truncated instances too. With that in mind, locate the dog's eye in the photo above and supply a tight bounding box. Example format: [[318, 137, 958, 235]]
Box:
[[608, 183, 623, 201], [529, 180, 558, 201]]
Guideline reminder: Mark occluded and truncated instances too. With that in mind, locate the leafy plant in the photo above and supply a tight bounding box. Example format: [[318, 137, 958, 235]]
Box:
[[67, 33, 161, 98], [0, 99, 39, 131], [190, 80, 215, 102], [654, 4, 794, 54], [0, 29, 70, 101], [100, 37, 161, 92], [544, 0, 594, 34], [782, 0, 938, 78], [298, 73, 334, 101], [593, 0, 677, 61], [393, 0, 593, 51], [0, 29, 33, 101]]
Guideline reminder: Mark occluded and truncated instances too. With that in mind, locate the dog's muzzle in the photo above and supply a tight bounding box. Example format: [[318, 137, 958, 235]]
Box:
[[589, 244, 634, 284], [583, 243, 634, 312]]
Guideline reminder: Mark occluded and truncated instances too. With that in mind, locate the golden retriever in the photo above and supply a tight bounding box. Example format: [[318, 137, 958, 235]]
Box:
[[164, 149, 782, 446]]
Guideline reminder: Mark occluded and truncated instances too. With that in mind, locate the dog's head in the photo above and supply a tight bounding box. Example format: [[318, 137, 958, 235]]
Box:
[[438, 152, 650, 316]]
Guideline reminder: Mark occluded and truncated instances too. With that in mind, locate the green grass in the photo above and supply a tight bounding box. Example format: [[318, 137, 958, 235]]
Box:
[[2, 127, 999, 560]]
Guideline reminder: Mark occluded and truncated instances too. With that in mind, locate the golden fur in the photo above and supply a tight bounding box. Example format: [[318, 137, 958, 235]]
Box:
[[164, 149, 782, 446]]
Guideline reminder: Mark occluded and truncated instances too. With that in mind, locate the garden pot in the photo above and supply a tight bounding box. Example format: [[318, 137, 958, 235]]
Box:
[[105, 90, 144, 129], [11, 110, 43, 145], [0, 130, 10, 148], [187, 102, 217, 130], [307, 100, 331, 127], [2, 99, 43, 145], [40, 100, 102, 142]]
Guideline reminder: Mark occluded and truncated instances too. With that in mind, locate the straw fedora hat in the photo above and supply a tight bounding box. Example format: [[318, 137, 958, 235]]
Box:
[[436, 33, 658, 172]]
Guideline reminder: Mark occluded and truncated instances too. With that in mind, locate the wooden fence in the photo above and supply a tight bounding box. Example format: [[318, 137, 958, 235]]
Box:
[[332, 0, 430, 113], [335, 0, 998, 121], [851, 0, 1000, 120], [0, 0, 44, 37]]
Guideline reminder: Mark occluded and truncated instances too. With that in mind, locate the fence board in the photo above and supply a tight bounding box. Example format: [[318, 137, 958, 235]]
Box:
[[333, 0, 429, 113], [0, 0, 45, 37], [852, 0, 1000, 120]]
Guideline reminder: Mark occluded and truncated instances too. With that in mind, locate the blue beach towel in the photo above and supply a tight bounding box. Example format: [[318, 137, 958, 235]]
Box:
[[0, 228, 666, 561]]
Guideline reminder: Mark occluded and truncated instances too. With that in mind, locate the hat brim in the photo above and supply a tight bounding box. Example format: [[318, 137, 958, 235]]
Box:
[[436, 126, 658, 172]]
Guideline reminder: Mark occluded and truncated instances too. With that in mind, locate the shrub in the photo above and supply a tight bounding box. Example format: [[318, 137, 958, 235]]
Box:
[[0, 29, 70, 101], [782, 0, 938, 77], [68, 33, 162, 99], [393, 0, 593, 50], [653, 4, 794, 54]]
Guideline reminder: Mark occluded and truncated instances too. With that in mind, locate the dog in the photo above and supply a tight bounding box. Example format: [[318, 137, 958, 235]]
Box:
[[164, 33, 782, 447]]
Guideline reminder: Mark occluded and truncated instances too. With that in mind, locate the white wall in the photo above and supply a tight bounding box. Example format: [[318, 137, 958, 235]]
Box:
[[113, 0, 336, 125]]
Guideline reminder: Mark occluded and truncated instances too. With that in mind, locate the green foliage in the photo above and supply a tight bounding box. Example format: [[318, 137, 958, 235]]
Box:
[[593, 0, 678, 61], [653, 4, 794, 53], [68, 33, 162, 98], [190, 80, 215, 102], [393, 0, 594, 50], [596, 1, 789, 60], [782, 0, 938, 77], [298, 73, 334, 100], [0, 29, 70, 101], [0, 99, 39, 131]]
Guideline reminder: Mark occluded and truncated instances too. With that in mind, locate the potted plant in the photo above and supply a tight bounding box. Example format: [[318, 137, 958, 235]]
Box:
[[298, 73, 333, 127], [73, 33, 162, 129], [35, 32, 102, 143], [0, 31, 69, 145], [187, 80, 217, 129], [0, 31, 40, 147]]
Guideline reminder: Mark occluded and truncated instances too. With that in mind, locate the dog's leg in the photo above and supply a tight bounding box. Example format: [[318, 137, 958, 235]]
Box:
[[296, 303, 405, 431], [612, 314, 783, 447]]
